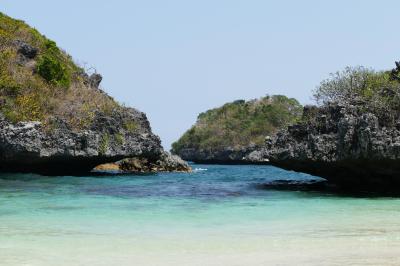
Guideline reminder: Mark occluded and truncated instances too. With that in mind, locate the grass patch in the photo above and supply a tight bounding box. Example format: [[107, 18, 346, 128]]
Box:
[[99, 133, 110, 155], [123, 121, 137, 133], [115, 133, 124, 146]]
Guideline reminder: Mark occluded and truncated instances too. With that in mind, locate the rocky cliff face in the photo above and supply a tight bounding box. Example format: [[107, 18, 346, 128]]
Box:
[[177, 145, 261, 164], [246, 102, 400, 190], [0, 108, 163, 175]]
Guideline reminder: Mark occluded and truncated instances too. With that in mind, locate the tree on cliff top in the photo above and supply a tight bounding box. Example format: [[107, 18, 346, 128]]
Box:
[[312, 63, 400, 126]]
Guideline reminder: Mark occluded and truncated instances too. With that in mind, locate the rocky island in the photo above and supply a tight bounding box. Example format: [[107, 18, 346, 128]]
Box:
[[0, 12, 190, 175], [172, 95, 302, 163]]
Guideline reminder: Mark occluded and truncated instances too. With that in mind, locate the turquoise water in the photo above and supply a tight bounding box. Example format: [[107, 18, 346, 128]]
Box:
[[1, 164, 400, 266]]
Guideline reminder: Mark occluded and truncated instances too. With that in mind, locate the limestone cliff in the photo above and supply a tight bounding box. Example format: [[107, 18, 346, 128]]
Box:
[[0, 12, 185, 175], [247, 102, 400, 190]]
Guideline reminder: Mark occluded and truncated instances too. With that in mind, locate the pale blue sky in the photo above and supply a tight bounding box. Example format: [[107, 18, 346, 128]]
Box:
[[2, 1, 399, 149]]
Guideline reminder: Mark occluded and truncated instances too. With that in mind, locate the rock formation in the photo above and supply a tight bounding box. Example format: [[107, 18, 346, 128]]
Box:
[[246, 102, 400, 190], [94, 151, 192, 173], [0, 109, 164, 175], [176, 145, 262, 164]]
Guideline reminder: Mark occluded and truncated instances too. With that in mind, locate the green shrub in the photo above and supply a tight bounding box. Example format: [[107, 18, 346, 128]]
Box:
[[44, 39, 57, 50], [313, 66, 398, 105], [312, 64, 400, 126], [37, 54, 71, 88], [99, 133, 110, 155]]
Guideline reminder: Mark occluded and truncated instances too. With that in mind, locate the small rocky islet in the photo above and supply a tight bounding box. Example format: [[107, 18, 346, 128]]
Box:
[[94, 151, 191, 173], [0, 12, 190, 175], [171, 95, 303, 163]]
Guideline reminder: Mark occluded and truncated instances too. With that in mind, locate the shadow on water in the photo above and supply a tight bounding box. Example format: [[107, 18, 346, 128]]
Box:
[[0, 170, 159, 180], [1, 164, 400, 199], [255, 180, 400, 198]]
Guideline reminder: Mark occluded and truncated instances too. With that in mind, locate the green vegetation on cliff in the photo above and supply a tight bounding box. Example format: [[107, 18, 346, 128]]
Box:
[[313, 63, 400, 126], [0, 12, 123, 129], [172, 95, 302, 153]]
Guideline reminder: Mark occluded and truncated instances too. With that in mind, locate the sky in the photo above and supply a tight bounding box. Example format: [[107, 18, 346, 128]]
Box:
[[1, 0, 399, 149]]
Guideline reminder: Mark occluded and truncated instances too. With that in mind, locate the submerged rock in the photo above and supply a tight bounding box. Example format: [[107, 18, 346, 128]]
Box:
[[259, 179, 328, 191], [94, 151, 192, 173]]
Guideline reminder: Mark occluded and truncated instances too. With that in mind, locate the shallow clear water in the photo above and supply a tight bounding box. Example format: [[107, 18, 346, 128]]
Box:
[[1, 164, 400, 266]]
